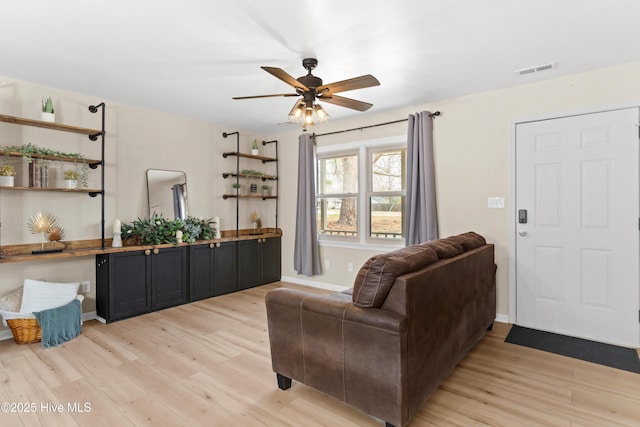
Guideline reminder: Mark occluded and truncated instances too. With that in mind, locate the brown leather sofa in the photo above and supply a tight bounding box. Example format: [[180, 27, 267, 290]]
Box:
[[265, 232, 496, 427]]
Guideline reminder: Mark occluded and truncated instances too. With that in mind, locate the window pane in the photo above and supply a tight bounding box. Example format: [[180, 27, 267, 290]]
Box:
[[318, 155, 358, 195], [370, 196, 404, 239], [371, 150, 405, 192], [317, 197, 357, 236]]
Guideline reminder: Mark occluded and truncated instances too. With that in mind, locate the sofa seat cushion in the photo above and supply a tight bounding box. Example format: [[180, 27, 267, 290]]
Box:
[[352, 245, 438, 308]]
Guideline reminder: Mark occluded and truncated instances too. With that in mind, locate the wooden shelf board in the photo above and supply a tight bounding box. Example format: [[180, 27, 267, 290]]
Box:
[[222, 152, 277, 162], [222, 172, 277, 180], [0, 113, 103, 137], [0, 150, 101, 166], [223, 194, 278, 199], [0, 186, 101, 193]]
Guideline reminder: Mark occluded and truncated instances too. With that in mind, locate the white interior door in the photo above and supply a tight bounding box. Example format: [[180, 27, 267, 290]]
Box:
[[515, 108, 639, 347]]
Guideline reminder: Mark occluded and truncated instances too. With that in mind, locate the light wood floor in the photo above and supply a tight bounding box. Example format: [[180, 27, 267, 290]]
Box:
[[1, 282, 640, 426]]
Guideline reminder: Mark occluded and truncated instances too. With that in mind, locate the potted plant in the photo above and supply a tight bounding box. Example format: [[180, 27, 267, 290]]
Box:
[[261, 184, 271, 197], [231, 182, 242, 195], [63, 169, 79, 189], [251, 139, 259, 156], [41, 96, 55, 122], [0, 164, 16, 187]]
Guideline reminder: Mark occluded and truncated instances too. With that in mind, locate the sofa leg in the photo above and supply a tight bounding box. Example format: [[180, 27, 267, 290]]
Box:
[[487, 322, 494, 331], [276, 373, 292, 390]]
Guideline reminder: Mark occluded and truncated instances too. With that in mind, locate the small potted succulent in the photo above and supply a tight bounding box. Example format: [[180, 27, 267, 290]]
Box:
[[251, 139, 259, 156], [41, 96, 55, 122], [63, 169, 79, 189], [261, 184, 271, 197], [0, 164, 16, 187], [231, 182, 242, 195]]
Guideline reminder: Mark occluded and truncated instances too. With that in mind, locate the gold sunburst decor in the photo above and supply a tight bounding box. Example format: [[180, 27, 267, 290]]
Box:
[[47, 225, 65, 242], [27, 211, 64, 253]]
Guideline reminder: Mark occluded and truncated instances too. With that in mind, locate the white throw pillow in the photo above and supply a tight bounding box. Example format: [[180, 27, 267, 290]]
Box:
[[0, 287, 23, 312], [19, 279, 79, 314]]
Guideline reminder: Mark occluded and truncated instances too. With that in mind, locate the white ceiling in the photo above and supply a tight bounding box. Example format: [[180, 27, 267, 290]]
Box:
[[1, 1, 639, 135]]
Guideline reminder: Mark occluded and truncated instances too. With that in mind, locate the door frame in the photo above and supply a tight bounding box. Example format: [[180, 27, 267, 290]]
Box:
[[508, 102, 640, 341]]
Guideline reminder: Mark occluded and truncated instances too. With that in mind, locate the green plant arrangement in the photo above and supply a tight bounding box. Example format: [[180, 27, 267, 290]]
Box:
[[42, 97, 55, 113], [120, 214, 217, 245], [240, 169, 264, 178], [261, 184, 270, 190], [0, 164, 16, 176], [0, 143, 87, 162]]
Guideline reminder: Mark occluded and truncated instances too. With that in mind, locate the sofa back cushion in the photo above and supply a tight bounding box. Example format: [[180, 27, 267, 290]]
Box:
[[421, 238, 464, 258], [447, 231, 487, 251], [352, 245, 438, 308]]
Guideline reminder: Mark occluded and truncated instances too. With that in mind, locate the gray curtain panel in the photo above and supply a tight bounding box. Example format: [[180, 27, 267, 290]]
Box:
[[294, 133, 322, 276], [405, 111, 438, 245]]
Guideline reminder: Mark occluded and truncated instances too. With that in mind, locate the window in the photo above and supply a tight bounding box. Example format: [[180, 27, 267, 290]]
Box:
[[317, 154, 358, 237], [317, 138, 406, 246], [369, 148, 405, 240]]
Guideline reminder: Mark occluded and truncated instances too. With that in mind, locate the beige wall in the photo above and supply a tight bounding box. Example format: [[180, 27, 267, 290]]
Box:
[[270, 60, 640, 317], [0, 77, 274, 316], [1, 60, 639, 324]]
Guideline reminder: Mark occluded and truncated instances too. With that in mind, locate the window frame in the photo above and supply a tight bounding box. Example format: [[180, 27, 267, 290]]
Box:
[[316, 135, 406, 250], [367, 146, 406, 242]]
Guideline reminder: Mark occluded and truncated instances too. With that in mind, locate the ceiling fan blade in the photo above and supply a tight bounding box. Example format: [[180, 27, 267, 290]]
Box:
[[261, 66, 309, 91], [233, 93, 299, 100], [316, 74, 380, 94], [318, 94, 373, 112]]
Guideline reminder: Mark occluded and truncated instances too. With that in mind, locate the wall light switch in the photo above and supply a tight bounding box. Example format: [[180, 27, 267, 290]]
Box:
[[488, 197, 505, 209], [81, 280, 91, 293]]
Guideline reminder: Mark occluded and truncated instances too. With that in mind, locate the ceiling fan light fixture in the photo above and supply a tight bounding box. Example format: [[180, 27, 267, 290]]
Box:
[[304, 107, 315, 126], [288, 99, 304, 123], [314, 104, 329, 123]]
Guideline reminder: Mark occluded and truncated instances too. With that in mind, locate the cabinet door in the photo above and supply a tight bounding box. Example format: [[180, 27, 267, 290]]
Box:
[[215, 241, 238, 295], [261, 237, 281, 284], [189, 244, 215, 301], [238, 239, 261, 290], [104, 250, 151, 322], [151, 246, 188, 310]]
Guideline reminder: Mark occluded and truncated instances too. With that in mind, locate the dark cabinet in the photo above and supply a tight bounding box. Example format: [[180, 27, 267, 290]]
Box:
[[96, 250, 151, 322], [151, 246, 188, 310], [189, 241, 237, 300], [96, 235, 279, 322], [261, 236, 281, 284], [238, 237, 281, 290], [215, 241, 238, 295], [96, 246, 188, 323], [238, 240, 261, 290]]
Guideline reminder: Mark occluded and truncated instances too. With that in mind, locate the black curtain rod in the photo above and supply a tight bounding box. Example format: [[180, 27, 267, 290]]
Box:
[[313, 111, 440, 138]]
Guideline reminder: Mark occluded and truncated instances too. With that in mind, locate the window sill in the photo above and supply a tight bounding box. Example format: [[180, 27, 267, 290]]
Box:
[[318, 239, 405, 252]]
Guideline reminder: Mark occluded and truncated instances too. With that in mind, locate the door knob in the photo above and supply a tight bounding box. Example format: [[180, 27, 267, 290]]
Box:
[[518, 230, 527, 237]]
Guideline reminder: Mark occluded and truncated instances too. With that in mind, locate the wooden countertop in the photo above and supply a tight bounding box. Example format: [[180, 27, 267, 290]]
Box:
[[0, 228, 282, 264]]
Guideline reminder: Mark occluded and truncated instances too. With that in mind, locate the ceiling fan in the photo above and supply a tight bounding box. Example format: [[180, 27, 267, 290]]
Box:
[[233, 58, 380, 126]]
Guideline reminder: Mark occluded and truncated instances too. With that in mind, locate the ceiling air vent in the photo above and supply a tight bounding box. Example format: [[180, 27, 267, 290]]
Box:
[[516, 62, 558, 76]]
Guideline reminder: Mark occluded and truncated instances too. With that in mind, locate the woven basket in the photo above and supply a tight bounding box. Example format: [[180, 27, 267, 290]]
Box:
[[6, 317, 42, 344]]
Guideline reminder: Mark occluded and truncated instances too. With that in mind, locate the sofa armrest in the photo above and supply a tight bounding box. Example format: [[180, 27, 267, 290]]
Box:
[[266, 287, 406, 332]]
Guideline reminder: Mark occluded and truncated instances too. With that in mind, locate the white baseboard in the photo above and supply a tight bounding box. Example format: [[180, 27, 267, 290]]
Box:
[[495, 313, 509, 324], [280, 276, 350, 293]]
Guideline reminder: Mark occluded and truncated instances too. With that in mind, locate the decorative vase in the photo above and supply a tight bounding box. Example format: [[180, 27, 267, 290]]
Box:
[[112, 232, 123, 248], [65, 179, 77, 189], [251, 149, 259, 156], [41, 112, 55, 123], [0, 176, 14, 187]]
